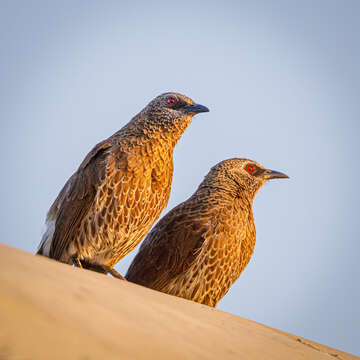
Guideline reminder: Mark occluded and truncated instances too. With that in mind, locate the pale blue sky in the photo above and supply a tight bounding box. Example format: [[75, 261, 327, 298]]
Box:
[[1, 0, 359, 355]]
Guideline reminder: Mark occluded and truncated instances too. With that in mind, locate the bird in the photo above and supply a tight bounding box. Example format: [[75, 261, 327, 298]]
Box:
[[126, 158, 288, 306], [37, 92, 209, 279]]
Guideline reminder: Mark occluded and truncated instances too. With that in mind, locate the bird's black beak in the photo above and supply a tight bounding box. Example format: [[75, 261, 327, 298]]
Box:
[[263, 169, 289, 180], [183, 103, 209, 115]]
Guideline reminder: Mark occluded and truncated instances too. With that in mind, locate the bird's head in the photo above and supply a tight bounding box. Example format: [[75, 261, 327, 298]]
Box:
[[139, 92, 209, 135], [205, 158, 289, 200]]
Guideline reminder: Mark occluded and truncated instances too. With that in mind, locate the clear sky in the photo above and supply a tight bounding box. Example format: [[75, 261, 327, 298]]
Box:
[[1, 0, 359, 355]]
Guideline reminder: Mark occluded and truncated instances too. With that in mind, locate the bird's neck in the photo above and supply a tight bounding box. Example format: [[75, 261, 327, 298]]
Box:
[[199, 178, 254, 205], [118, 114, 192, 149]]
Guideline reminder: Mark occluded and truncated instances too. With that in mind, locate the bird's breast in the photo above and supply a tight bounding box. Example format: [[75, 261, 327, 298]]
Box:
[[183, 206, 256, 306], [78, 141, 175, 264]]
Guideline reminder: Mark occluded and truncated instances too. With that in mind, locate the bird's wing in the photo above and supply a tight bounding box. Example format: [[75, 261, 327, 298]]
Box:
[[48, 139, 113, 261], [126, 201, 211, 290]]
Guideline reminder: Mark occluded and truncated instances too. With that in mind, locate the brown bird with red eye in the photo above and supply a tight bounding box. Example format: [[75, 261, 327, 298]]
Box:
[[126, 158, 288, 306], [37, 92, 209, 278]]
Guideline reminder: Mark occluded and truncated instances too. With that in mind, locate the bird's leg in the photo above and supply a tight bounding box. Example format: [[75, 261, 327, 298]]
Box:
[[102, 265, 126, 280], [72, 258, 125, 280], [72, 256, 83, 268]]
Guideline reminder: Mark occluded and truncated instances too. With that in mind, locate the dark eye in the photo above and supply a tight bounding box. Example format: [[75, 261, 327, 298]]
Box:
[[167, 98, 176, 105], [247, 165, 254, 174]]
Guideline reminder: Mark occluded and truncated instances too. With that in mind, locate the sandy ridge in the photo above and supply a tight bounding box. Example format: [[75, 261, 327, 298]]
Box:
[[0, 243, 358, 360]]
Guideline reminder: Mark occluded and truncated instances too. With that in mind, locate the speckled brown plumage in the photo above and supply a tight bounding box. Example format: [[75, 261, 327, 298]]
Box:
[[126, 158, 288, 306], [37, 92, 209, 277]]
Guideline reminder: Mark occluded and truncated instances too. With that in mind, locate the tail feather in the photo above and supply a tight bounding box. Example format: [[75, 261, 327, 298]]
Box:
[[37, 219, 55, 257]]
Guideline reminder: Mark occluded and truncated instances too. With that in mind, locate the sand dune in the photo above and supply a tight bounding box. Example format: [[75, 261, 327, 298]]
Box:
[[0, 243, 357, 360]]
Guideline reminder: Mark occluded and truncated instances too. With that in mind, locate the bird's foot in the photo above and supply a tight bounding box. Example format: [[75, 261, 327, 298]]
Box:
[[71, 258, 125, 280], [103, 266, 126, 280], [72, 256, 83, 268]]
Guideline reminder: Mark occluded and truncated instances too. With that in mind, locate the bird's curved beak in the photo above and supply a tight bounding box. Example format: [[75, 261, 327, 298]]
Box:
[[183, 103, 209, 115], [263, 169, 289, 180]]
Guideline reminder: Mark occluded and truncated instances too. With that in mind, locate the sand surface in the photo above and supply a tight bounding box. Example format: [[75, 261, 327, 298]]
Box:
[[0, 243, 357, 360]]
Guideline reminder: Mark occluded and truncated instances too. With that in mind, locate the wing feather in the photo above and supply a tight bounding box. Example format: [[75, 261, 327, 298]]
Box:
[[126, 200, 210, 290], [47, 140, 112, 261]]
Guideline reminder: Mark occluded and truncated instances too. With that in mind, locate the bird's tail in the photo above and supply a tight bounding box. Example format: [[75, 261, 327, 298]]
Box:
[[36, 219, 55, 257], [36, 238, 50, 256]]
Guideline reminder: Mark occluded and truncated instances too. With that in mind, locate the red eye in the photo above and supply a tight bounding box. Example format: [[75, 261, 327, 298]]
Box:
[[168, 98, 175, 105], [247, 165, 254, 173]]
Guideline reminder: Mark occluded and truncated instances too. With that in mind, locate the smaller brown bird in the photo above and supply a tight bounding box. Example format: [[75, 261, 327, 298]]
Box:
[[126, 158, 288, 307]]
